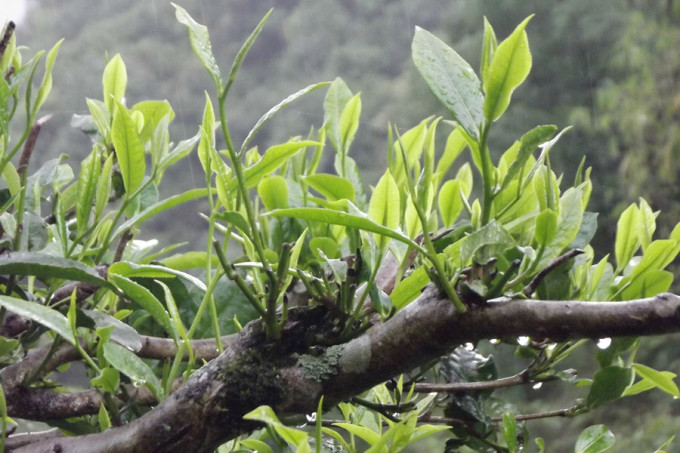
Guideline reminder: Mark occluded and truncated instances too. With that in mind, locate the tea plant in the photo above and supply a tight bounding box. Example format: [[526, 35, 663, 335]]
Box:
[[0, 6, 678, 453]]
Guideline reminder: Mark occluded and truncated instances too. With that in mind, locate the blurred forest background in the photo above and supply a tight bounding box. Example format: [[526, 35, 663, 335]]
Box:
[[6, 0, 680, 451]]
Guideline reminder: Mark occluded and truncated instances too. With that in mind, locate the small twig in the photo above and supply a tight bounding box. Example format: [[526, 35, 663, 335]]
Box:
[[491, 406, 581, 423], [50, 265, 109, 304], [113, 229, 134, 263], [0, 21, 15, 62], [417, 414, 509, 451], [17, 115, 52, 178], [413, 370, 532, 393], [349, 397, 413, 422], [5, 428, 64, 451], [4, 65, 14, 82], [523, 249, 584, 296]]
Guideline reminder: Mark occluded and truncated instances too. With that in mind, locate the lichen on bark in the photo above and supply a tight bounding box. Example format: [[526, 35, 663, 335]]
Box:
[[296, 344, 345, 382]]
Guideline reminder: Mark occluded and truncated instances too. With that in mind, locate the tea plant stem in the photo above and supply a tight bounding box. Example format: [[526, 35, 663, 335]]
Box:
[[218, 97, 282, 337], [213, 240, 266, 319], [396, 131, 466, 313], [217, 98, 268, 270], [479, 125, 494, 226]]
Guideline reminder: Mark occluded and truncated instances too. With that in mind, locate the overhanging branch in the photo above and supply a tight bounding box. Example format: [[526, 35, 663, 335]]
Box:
[[8, 291, 680, 452]]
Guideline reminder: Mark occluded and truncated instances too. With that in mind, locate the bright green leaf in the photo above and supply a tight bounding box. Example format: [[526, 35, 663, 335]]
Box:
[[231, 141, 318, 192], [132, 100, 175, 145], [244, 406, 308, 446], [438, 179, 464, 227], [265, 207, 422, 252], [258, 176, 289, 211], [76, 149, 101, 235], [112, 103, 145, 195], [94, 153, 113, 222], [391, 266, 429, 310], [334, 422, 381, 445], [632, 363, 680, 398], [102, 54, 127, 114], [483, 16, 533, 122], [480, 17, 497, 84], [615, 203, 640, 273], [83, 309, 142, 352], [240, 440, 273, 453], [368, 171, 401, 249], [109, 262, 206, 291], [91, 367, 120, 395], [304, 174, 354, 202], [242, 82, 330, 154], [324, 78, 354, 153], [339, 93, 361, 155], [113, 188, 209, 241], [534, 209, 558, 248], [33, 39, 63, 117]]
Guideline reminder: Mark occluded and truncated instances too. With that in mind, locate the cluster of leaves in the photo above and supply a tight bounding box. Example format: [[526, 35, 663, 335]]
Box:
[[0, 5, 680, 452]]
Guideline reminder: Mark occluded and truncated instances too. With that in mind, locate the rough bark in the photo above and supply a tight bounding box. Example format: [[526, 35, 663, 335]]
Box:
[[7, 290, 680, 452]]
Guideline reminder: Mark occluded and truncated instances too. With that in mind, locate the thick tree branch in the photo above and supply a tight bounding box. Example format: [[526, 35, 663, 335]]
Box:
[[9, 291, 680, 452]]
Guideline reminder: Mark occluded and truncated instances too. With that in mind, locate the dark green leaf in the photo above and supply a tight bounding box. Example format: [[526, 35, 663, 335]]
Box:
[[108, 273, 177, 341], [575, 425, 615, 453], [460, 220, 514, 265], [83, 309, 142, 352], [0, 296, 75, 345], [103, 342, 161, 397], [502, 412, 518, 453], [412, 27, 484, 139], [0, 252, 111, 287], [501, 125, 557, 191], [173, 3, 222, 90], [586, 366, 633, 409]]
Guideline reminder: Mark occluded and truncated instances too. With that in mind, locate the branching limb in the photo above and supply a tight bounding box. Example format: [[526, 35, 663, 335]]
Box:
[[8, 291, 680, 453]]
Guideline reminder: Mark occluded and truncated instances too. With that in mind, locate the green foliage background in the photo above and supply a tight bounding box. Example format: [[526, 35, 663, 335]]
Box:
[[9, 0, 680, 451]]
